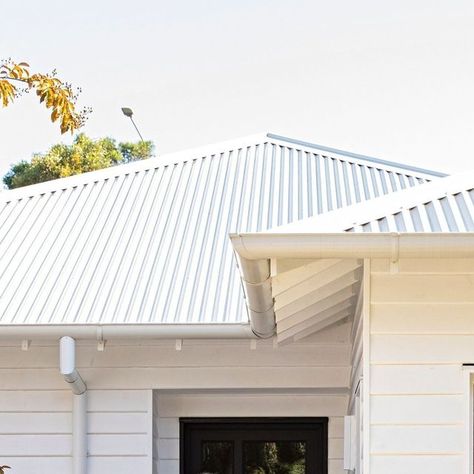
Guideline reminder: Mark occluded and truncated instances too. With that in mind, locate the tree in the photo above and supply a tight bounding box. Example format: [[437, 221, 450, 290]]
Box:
[[0, 59, 90, 134], [3, 134, 154, 189]]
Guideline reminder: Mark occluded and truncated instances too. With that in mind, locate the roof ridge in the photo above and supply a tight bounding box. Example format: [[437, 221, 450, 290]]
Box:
[[0, 131, 445, 202], [266, 133, 448, 178]]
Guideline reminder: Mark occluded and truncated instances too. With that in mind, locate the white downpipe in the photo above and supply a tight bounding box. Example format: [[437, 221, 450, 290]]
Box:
[[234, 253, 275, 338], [60, 336, 87, 474], [60, 336, 87, 395], [73, 393, 87, 474]]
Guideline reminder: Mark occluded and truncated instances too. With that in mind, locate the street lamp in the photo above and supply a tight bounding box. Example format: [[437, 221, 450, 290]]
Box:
[[121, 107, 144, 142]]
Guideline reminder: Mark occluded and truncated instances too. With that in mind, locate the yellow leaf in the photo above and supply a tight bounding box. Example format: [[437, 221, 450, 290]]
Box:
[[1, 60, 89, 134], [0, 80, 16, 107]]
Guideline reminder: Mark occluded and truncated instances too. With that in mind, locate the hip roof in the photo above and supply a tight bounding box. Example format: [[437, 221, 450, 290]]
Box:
[[0, 133, 443, 326]]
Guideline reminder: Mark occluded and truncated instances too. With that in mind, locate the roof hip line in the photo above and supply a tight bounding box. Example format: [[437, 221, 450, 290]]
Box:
[[267, 133, 448, 177]]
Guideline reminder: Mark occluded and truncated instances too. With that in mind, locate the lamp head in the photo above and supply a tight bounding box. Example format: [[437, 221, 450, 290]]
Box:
[[121, 107, 133, 118]]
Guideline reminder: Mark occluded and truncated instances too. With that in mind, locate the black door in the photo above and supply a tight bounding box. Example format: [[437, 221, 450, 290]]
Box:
[[180, 418, 328, 474]]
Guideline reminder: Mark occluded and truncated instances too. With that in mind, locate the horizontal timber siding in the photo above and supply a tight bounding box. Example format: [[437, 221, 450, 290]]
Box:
[[369, 258, 474, 474], [0, 389, 151, 474]]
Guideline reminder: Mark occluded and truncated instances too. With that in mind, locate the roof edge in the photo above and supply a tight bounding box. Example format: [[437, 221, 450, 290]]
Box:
[[0, 133, 271, 203]]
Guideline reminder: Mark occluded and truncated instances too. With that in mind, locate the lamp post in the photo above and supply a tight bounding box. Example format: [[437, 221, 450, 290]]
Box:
[[121, 107, 144, 142]]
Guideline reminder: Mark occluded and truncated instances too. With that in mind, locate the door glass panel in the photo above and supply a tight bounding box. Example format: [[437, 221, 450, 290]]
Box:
[[200, 441, 234, 474], [243, 441, 306, 474]]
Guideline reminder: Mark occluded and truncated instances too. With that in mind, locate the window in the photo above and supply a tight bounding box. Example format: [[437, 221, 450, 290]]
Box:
[[180, 418, 328, 474]]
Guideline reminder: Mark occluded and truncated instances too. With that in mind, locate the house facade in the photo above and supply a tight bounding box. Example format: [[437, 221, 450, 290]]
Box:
[[0, 134, 472, 474]]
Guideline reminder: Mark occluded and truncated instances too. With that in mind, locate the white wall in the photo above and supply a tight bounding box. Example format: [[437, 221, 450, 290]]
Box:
[[0, 325, 350, 474], [368, 257, 474, 474]]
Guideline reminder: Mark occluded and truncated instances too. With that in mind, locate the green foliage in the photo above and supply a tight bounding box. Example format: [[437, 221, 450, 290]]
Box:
[[119, 141, 153, 163], [201, 441, 305, 474], [3, 134, 154, 189], [244, 442, 306, 474]]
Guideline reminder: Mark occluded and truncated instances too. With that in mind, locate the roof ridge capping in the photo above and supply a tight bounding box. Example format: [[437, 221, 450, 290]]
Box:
[[267, 133, 448, 178], [268, 169, 474, 233]]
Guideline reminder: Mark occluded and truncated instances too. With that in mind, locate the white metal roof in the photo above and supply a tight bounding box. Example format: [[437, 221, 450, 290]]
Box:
[[271, 169, 473, 233], [0, 133, 442, 325]]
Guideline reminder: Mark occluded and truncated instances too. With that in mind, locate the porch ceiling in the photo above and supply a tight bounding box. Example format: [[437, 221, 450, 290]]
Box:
[[272, 258, 363, 342]]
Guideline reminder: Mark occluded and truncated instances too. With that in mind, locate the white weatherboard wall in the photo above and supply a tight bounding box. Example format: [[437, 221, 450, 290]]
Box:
[[0, 326, 350, 474], [369, 258, 474, 474], [0, 388, 151, 474]]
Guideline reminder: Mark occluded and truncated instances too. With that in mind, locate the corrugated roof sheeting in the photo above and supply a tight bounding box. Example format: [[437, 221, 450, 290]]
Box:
[[0, 134, 437, 325], [346, 182, 473, 233]]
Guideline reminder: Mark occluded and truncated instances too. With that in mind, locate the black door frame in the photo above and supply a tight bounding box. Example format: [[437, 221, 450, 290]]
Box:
[[180, 417, 328, 474]]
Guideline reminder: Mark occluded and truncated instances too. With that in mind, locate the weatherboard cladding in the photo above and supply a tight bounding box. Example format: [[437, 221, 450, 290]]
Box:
[[0, 134, 437, 325]]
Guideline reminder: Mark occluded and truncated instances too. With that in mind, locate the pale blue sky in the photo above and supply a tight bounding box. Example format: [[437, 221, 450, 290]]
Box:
[[1, 0, 473, 176]]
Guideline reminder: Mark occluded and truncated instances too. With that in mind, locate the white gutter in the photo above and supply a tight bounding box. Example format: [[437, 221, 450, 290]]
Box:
[[230, 232, 474, 338], [60, 337, 87, 474], [0, 323, 253, 340], [231, 232, 474, 259]]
